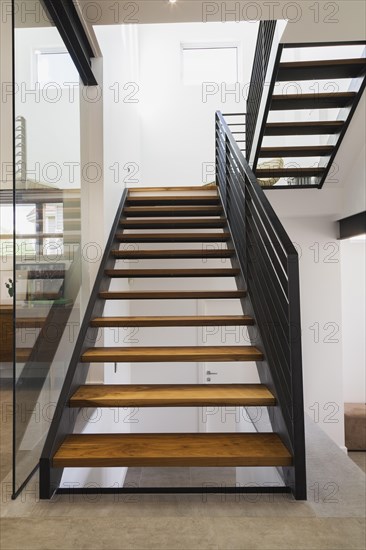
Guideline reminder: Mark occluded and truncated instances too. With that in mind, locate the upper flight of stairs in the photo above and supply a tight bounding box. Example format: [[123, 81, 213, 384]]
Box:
[[45, 186, 294, 487], [254, 45, 366, 187]]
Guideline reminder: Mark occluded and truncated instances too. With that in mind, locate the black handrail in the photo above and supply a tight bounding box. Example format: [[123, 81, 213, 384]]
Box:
[[39, 190, 128, 499], [216, 111, 306, 500], [246, 21, 277, 160]]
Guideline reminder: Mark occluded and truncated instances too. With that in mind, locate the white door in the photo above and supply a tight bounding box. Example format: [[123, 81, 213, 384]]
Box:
[[197, 299, 260, 433]]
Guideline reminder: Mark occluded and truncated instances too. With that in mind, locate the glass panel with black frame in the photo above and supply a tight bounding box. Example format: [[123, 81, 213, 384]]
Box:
[[10, 0, 82, 497]]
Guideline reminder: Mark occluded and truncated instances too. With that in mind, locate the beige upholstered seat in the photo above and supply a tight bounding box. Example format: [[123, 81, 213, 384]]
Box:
[[257, 158, 285, 187]]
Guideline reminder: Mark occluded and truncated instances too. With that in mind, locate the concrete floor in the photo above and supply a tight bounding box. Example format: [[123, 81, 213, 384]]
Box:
[[0, 384, 365, 550]]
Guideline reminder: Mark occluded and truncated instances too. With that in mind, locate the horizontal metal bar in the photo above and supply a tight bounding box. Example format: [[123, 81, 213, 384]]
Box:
[[56, 486, 290, 495], [282, 40, 366, 48], [221, 113, 246, 116]]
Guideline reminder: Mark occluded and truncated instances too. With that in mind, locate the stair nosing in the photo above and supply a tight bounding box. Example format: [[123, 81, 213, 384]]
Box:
[[90, 315, 254, 327], [69, 383, 276, 408]]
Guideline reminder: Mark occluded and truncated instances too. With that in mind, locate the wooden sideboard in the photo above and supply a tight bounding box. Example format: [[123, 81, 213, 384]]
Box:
[[0, 305, 13, 362]]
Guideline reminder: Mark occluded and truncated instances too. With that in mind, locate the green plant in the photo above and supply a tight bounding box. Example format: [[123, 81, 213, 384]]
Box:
[[5, 278, 14, 298]]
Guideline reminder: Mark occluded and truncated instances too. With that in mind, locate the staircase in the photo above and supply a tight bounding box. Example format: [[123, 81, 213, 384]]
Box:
[[40, 173, 306, 499], [249, 39, 366, 188]]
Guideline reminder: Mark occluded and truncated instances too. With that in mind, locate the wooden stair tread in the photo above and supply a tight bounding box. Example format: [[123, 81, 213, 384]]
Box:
[[111, 249, 234, 259], [270, 92, 357, 110], [264, 120, 344, 135], [52, 433, 292, 468], [127, 196, 221, 206], [124, 206, 223, 217], [90, 315, 254, 327], [116, 232, 231, 243], [105, 268, 240, 278], [99, 290, 246, 300], [81, 345, 263, 362], [16, 349, 33, 362], [120, 219, 227, 229], [70, 384, 276, 407], [259, 145, 334, 157], [256, 167, 324, 178], [128, 185, 218, 192], [277, 58, 366, 80]]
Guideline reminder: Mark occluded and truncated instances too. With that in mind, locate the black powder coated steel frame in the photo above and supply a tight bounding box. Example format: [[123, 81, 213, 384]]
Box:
[[216, 111, 307, 500]]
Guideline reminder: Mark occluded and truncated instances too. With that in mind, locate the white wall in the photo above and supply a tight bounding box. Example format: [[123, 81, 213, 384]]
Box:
[[280, 215, 344, 447], [96, 22, 258, 191], [0, 10, 13, 185], [336, 93, 366, 219], [137, 22, 258, 187], [14, 27, 81, 188], [95, 25, 141, 233], [340, 239, 366, 403], [139, 23, 258, 186]]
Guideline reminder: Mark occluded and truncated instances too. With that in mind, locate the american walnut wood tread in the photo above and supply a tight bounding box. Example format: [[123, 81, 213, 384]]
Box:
[[128, 185, 218, 192], [264, 120, 344, 136], [69, 383, 275, 407], [277, 58, 366, 81], [124, 206, 223, 217], [98, 290, 247, 300], [90, 315, 254, 327], [127, 196, 221, 206], [255, 167, 324, 178], [120, 218, 227, 229], [116, 232, 231, 243], [111, 249, 234, 259], [106, 268, 240, 278], [270, 92, 357, 110], [259, 145, 334, 158], [81, 345, 263, 363], [52, 433, 292, 468]]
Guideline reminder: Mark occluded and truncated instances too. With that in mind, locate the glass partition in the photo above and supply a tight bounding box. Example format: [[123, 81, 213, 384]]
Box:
[[11, 0, 82, 495]]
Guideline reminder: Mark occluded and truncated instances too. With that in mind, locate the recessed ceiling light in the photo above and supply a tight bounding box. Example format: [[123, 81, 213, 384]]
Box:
[[169, 0, 177, 4]]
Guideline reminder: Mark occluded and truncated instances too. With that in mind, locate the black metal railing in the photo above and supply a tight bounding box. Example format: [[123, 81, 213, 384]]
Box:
[[222, 113, 246, 157], [246, 21, 277, 160], [216, 111, 306, 500]]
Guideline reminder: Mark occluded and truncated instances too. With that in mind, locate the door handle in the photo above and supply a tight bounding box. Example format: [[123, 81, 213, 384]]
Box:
[[206, 370, 218, 375]]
